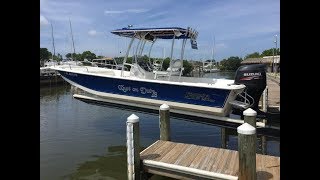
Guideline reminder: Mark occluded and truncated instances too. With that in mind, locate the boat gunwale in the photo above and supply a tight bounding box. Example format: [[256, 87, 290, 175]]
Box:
[[52, 66, 245, 91]]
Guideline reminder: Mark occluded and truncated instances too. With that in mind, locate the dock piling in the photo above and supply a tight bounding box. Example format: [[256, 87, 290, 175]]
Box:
[[126, 114, 141, 180], [221, 127, 227, 149], [159, 104, 170, 141], [261, 135, 267, 155], [243, 108, 257, 128], [238, 123, 257, 180], [262, 86, 268, 112]]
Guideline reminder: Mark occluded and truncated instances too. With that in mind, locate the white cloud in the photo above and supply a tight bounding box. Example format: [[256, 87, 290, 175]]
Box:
[[40, 15, 49, 26], [41, 1, 91, 24], [104, 9, 149, 14], [88, 30, 97, 36], [216, 43, 226, 49]]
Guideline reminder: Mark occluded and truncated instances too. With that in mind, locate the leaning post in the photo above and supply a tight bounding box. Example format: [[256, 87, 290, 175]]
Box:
[[126, 114, 140, 180], [159, 104, 171, 141]]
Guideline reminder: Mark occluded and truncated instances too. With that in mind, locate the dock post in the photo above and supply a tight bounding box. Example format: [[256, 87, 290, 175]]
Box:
[[262, 87, 266, 112], [262, 86, 268, 112], [126, 114, 141, 180], [221, 127, 227, 149], [159, 104, 170, 141], [238, 123, 257, 180], [243, 108, 257, 128], [261, 135, 267, 155]]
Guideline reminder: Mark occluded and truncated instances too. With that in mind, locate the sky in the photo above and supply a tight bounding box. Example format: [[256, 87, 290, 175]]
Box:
[[40, 0, 280, 61]]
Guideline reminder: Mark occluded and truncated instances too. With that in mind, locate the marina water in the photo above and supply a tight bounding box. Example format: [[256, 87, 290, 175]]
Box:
[[40, 72, 279, 180]]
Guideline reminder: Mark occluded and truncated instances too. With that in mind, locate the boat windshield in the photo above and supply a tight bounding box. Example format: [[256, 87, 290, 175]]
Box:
[[92, 58, 119, 69], [110, 27, 198, 80]]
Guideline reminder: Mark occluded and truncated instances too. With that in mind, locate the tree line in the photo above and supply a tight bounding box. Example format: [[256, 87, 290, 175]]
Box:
[[40, 47, 280, 73], [40, 48, 100, 62], [244, 48, 280, 59]]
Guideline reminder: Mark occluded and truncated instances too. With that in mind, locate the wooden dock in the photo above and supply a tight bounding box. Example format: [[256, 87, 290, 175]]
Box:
[[266, 76, 280, 108], [126, 105, 280, 180], [140, 140, 280, 180], [259, 75, 280, 113]]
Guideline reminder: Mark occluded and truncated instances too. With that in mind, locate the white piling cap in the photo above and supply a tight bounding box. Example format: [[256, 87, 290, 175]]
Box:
[[237, 123, 256, 135], [160, 104, 170, 110], [127, 114, 139, 123], [243, 108, 257, 117]]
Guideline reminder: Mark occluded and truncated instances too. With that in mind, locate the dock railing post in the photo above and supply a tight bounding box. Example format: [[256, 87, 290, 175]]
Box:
[[221, 127, 227, 149], [159, 104, 170, 141], [243, 108, 257, 128], [238, 123, 257, 180], [262, 87, 267, 112], [126, 114, 141, 180]]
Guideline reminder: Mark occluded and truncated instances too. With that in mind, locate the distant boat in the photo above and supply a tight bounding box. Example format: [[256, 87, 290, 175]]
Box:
[[203, 61, 220, 73]]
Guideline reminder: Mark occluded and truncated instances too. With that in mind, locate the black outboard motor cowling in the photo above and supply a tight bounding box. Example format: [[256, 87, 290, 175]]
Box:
[[233, 64, 267, 114]]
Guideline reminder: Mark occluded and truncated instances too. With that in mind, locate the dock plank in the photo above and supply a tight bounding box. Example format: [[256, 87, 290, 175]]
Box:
[[189, 146, 210, 169], [159, 142, 189, 164], [140, 140, 280, 180], [152, 141, 177, 161], [176, 145, 202, 167], [140, 140, 164, 156], [217, 149, 234, 174], [210, 147, 227, 172], [198, 147, 220, 171], [228, 151, 238, 176]]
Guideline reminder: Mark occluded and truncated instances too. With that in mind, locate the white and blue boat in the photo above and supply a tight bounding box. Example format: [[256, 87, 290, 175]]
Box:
[[51, 27, 259, 118]]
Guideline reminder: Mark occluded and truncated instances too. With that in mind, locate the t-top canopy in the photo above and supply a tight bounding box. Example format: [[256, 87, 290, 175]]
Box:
[[111, 27, 198, 41]]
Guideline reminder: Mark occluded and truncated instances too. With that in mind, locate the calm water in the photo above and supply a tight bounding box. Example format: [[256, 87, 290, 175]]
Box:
[[40, 72, 279, 180]]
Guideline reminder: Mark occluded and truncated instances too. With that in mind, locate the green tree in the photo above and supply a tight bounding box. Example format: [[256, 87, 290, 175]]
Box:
[[82, 51, 96, 61], [261, 48, 280, 56], [65, 53, 72, 59], [40, 48, 52, 61], [244, 52, 260, 59], [261, 49, 273, 56], [65, 53, 82, 61], [182, 60, 194, 76], [162, 57, 170, 71], [219, 56, 242, 71]]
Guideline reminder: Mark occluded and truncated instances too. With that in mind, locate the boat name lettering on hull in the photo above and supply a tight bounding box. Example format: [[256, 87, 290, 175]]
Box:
[[118, 85, 131, 92], [184, 92, 215, 102], [118, 85, 158, 98]]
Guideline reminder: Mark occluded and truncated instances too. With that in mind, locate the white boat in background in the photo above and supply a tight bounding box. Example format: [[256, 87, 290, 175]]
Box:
[[152, 59, 163, 71], [203, 61, 220, 73], [51, 27, 267, 119]]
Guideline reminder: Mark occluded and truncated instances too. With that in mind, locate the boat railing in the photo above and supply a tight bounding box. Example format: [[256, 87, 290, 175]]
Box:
[[238, 90, 255, 107], [65, 64, 89, 72], [229, 89, 255, 110]]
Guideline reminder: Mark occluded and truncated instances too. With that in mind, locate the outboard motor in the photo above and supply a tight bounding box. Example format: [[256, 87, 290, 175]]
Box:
[[232, 64, 267, 117]]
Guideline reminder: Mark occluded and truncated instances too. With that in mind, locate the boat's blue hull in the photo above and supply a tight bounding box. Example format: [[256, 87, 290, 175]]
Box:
[[58, 70, 231, 108]]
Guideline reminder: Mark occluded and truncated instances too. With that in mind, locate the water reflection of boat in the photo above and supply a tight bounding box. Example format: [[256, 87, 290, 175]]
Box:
[[51, 27, 268, 119]]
